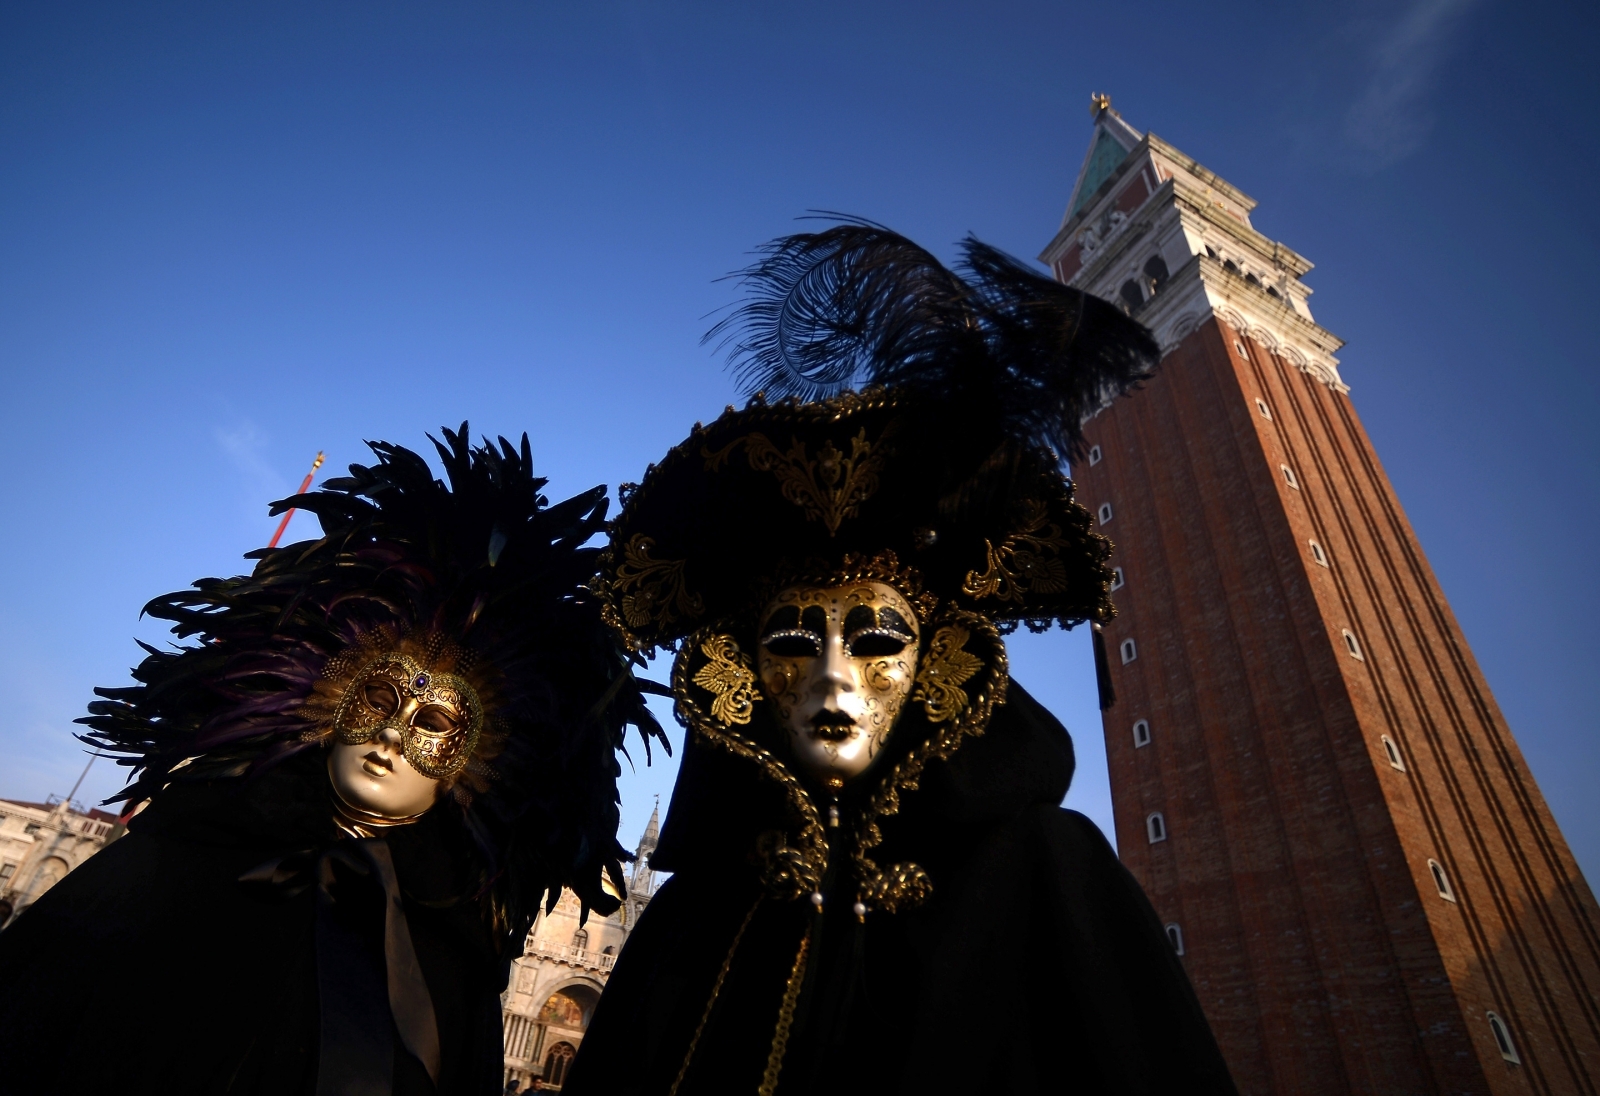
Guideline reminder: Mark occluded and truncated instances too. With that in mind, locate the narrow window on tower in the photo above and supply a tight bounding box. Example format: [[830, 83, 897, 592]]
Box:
[[1234, 340, 1248, 356], [1428, 859, 1457, 902], [1281, 464, 1301, 490], [1487, 1012, 1521, 1064], [1097, 503, 1114, 524], [1147, 813, 1167, 843], [1133, 720, 1151, 748], [1120, 638, 1138, 665], [1309, 540, 1329, 567], [1255, 397, 1272, 420], [1119, 280, 1145, 312], [1165, 923, 1185, 955], [1110, 566, 1125, 591], [1381, 735, 1405, 771], [1342, 629, 1364, 661], [1204, 245, 1218, 259], [1088, 445, 1103, 466]]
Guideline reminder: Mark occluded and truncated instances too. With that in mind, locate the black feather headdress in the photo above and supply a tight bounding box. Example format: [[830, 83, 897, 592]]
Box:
[[707, 217, 1157, 462], [598, 220, 1157, 653], [79, 425, 667, 936]]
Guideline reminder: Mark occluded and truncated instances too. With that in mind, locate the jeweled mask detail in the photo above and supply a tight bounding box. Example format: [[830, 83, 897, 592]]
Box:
[[332, 652, 484, 782], [757, 581, 920, 783]]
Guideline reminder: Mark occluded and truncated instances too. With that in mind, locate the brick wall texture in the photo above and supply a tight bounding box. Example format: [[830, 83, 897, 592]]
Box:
[[1074, 316, 1600, 1095]]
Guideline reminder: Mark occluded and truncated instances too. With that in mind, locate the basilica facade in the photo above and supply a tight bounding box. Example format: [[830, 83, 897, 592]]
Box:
[[499, 805, 660, 1091], [0, 797, 122, 927]]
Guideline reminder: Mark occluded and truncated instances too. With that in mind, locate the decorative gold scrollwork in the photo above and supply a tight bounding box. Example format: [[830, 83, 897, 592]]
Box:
[[672, 630, 830, 904], [702, 428, 883, 536], [912, 624, 982, 723], [609, 534, 704, 631], [755, 830, 824, 900], [858, 861, 934, 913], [961, 499, 1071, 603], [691, 634, 757, 726], [850, 610, 1006, 918]]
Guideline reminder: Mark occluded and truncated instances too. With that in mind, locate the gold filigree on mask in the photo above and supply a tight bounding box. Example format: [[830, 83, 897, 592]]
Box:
[[607, 534, 705, 632], [912, 624, 983, 723], [673, 632, 830, 902], [849, 611, 1006, 915], [756, 582, 920, 784], [332, 652, 484, 781], [691, 634, 757, 726], [962, 499, 1072, 603], [703, 428, 883, 536]]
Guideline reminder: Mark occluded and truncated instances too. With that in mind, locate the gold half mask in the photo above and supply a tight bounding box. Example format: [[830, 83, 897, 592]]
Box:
[[332, 652, 484, 782]]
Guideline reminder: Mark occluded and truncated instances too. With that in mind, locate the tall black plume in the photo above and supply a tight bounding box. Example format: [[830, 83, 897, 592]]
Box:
[[707, 217, 1159, 461]]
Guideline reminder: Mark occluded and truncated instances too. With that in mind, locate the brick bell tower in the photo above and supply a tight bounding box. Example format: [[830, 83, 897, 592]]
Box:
[[1042, 96, 1600, 1095]]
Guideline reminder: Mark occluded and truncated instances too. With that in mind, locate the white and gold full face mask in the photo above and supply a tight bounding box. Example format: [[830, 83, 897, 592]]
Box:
[[756, 581, 920, 784]]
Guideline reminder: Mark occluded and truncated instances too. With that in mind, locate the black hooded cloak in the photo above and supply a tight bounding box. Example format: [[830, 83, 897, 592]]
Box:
[[565, 681, 1236, 1096], [0, 753, 504, 1095]]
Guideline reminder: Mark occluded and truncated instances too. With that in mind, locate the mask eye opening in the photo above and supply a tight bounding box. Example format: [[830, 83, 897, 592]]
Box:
[[362, 680, 401, 716], [845, 628, 914, 658], [411, 704, 462, 737]]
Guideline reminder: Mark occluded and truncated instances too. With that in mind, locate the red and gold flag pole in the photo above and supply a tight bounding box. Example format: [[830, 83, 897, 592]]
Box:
[[267, 451, 326, 549]]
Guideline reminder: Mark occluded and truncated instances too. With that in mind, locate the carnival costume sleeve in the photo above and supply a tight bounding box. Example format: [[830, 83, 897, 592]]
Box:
[[563, 221, 1239, 1096], [0, 426, 666, 1096]]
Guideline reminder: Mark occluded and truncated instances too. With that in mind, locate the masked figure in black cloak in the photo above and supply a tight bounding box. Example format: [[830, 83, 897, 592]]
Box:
[[563, 223, 1238, 1096], [0, 426, 666, 1096]]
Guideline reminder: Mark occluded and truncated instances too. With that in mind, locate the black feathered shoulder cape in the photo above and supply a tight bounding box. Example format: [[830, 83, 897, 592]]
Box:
[[0, 752, 506, 1096], [564, 682, 1237, 1096]]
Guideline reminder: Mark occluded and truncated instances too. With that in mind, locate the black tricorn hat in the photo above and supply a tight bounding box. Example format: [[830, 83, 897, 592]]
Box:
[[597, 220, 1159, 651]]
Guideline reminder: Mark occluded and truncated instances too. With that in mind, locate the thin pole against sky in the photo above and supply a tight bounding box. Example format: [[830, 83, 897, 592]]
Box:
[[51, 751, 100, 815], [267, 451, 325, 549]]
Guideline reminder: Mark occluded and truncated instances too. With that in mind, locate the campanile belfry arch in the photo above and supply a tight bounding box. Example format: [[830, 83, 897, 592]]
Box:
[[1043, 98, 1600, 1095]]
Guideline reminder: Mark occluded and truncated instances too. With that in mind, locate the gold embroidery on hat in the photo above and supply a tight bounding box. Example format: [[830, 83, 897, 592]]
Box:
[[608, 534, 704, 631], [703, 428, 883, 536], [961, 500, 1071, 603]]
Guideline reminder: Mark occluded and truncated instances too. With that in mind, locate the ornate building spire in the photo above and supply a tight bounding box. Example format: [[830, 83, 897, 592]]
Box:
[[1042, 102, 1345, 393], [627, 799, 660, 899]]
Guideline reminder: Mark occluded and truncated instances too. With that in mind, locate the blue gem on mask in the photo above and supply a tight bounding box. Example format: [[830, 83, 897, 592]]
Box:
[[412, 672, 430, 692]]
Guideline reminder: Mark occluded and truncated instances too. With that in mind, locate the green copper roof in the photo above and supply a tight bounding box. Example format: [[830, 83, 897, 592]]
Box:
[[1068, 128, 1130, 220]]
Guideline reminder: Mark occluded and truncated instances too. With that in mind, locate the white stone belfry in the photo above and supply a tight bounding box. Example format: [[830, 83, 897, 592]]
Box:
[[1040, 96, 1348, 394]]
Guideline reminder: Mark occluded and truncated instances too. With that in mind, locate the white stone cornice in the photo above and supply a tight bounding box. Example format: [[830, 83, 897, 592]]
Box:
[[1144, 133, 1257, 214], [1133, 256, 1347, 392]]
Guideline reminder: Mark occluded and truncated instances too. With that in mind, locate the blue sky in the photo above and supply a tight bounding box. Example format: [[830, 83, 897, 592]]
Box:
[[2, 0, 1596, 882]]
